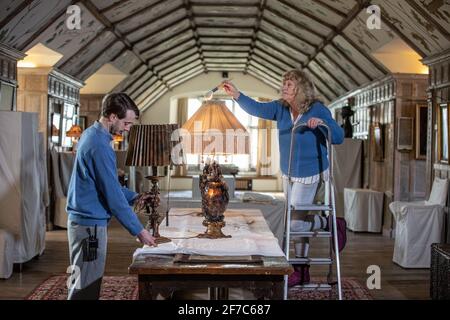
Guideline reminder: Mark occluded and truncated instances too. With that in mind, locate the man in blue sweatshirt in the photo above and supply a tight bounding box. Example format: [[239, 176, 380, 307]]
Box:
[[66, 93, 156, 300]]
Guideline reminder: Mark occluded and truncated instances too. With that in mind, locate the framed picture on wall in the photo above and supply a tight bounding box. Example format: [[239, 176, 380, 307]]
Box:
[[439, 104, 449, 163], [372, 122, 384, 161], [415, 104, 428, 159]]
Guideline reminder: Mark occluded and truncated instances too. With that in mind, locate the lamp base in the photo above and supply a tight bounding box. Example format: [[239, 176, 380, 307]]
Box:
[[197, 220, 231, 239]]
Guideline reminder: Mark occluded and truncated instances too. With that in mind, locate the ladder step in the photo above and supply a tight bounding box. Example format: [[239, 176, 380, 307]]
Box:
[[288, 258, 332, 265], [291, 283, 332, 291], [289, 231, 331, 237], [292, 205, 332, 211]]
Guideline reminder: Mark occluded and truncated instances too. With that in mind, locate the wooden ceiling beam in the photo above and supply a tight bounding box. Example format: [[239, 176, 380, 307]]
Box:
[[183, 0, 207, 73], [0, 0, 34, 30], [244, 0, 266, 74], [80, 0, 170, 89]]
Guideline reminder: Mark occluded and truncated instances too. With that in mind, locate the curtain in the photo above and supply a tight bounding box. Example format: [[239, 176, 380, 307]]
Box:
[[256, 119, 274, 176], [176, 98, 188, 176]]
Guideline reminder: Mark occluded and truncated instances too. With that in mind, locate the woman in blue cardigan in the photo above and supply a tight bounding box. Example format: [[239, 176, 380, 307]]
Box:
[[223, 70, 344, 287]]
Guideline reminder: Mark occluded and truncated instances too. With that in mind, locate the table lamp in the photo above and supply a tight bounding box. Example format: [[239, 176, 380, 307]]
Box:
[[66, 124, 82, 152], [126, 124, 181, 244], [181, 99, 249, 238]]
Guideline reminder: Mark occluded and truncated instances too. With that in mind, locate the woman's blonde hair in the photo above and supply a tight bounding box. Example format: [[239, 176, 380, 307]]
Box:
[[280, 69, 321, 114]]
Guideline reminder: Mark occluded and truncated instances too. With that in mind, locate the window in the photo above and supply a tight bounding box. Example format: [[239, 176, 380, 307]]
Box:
[[186, 97, 258, 173], [439, 104, 449, 163]]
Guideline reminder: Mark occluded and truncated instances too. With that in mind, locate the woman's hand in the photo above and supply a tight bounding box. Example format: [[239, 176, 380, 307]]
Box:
[[221, 80, 240, 100], [307, 117, 324, 129]]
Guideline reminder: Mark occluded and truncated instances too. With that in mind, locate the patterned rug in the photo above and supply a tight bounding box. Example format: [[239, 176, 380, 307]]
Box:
[[26, 275, 372, 300]]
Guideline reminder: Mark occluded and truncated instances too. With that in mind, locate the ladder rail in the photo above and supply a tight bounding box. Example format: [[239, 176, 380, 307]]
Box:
[[283, 121, 342, 300]]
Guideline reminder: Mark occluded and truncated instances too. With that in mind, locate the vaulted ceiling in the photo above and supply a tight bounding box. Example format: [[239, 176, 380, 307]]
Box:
[[1, 0, 449, 108]]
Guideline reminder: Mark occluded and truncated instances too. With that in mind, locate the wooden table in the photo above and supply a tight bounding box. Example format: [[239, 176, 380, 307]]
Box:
[[129, 254, 292, 300], [129, 208, 292, 300]]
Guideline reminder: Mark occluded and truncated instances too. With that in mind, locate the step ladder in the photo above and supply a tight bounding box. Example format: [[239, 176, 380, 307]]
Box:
[[283, 122, 342, 300]]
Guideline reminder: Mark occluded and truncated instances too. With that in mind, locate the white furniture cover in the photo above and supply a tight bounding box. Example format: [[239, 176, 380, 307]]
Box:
[[344, 188, 384, 232], [389, 177, 448, 268], [0, 112, 48, 278], [134, 208, 284, 258]]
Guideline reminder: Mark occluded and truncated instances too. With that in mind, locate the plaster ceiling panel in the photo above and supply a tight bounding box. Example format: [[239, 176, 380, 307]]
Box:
[[114, 0, 183, 34], [257, 31, 308, 63], [154, 47, 199, 72], [308, 60, 346, 96], [315, 52, 358, 90], [282, 0, 344, 25], [194, 17, 257, 28], [373, 0, 450, 55], [102, 0, 160, 23], [110, 49, 141, 74], [148, 39, 196, 66], [140, 30, 194, 60], [133, 19, 191, 52], [343, 9, 397, 54], [323, 44, 370, 85], [0, 0, 72, 49], [254, 42, 301, 69], [125, 7, 187, 43], [262, 9, 323, 45], [333, 35, 386, 78], [59, 30, 116, 75], [265, 0, 332, 37], [197, 27, 254, 37], [76, 41, 126, 80], [191, 5, 259, 16], [259, 20, 316, 55]]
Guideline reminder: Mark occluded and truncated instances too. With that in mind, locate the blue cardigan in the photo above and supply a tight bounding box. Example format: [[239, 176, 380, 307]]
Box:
[[235, 93, 344, 178], [66, 121, 143, 236]]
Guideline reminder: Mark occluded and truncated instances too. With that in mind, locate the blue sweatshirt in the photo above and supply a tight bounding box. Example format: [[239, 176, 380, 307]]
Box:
[[66, 121, 144, 236], [235, 93, 344, 178]]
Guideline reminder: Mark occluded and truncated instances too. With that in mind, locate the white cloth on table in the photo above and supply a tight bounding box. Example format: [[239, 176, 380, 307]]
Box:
[[389, 177, 448, 268], [344, 188, 384, 232], [134, 208, 284, 258]]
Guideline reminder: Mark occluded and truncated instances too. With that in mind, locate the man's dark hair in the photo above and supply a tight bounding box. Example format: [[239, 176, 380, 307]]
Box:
[[101, 92, 140, 119]]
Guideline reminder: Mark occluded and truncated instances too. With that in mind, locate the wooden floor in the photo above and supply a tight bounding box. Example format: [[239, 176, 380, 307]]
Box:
[[0, 219, 430, 300]]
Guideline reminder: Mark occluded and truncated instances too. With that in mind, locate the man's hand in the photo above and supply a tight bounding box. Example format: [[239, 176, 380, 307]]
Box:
[[222, 80, 240, 100], [137, 229, 157, 247], [307, 117, 324, 129]]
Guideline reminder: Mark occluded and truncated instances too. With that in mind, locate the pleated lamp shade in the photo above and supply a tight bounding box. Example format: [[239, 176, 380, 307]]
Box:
[[181, 100, 250, 155], [125, 124, 181, 167]]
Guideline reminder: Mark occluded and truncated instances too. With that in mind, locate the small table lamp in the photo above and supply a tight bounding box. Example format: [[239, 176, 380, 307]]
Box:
[[181, 99, 249, 238], [126, 124, 181, 243], [66, 124, 82, 152]]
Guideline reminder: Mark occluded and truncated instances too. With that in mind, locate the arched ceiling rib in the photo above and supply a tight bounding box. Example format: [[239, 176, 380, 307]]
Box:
[[1, 0, 449, 108]]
